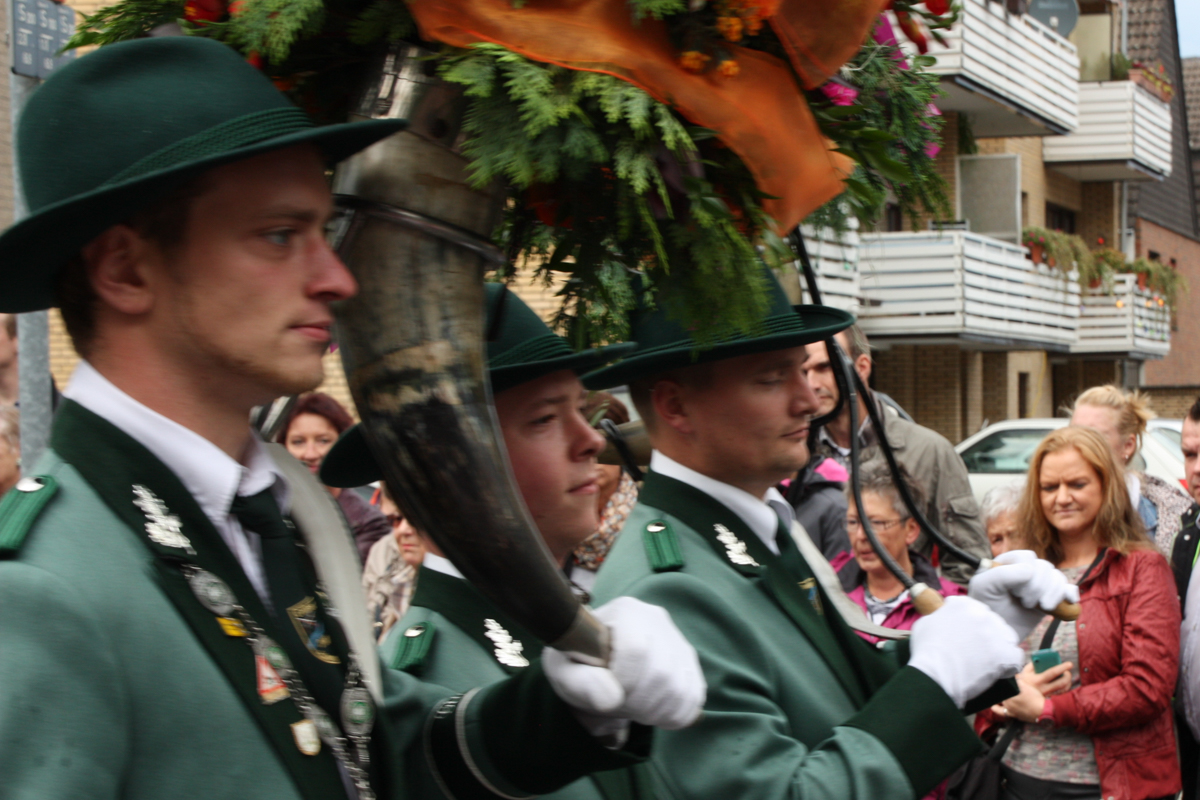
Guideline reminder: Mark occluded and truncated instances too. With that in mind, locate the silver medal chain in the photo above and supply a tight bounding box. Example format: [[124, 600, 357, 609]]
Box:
[[182, 564, 376, 800]]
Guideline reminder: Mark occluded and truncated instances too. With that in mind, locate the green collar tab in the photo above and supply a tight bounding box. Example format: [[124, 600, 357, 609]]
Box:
[[0, 474, 58, 557], [638, 470, 907, 706], [643, 518, 684, 572], [390, 620, 437, 673], [410, 566, 544, 673]]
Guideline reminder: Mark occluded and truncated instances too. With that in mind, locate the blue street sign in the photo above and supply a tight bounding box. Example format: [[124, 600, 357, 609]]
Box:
[[11, 0, 75, 80]]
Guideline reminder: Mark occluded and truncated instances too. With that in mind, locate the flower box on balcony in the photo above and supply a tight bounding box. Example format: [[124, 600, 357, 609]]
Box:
[[1127, 67, 1174, 103]]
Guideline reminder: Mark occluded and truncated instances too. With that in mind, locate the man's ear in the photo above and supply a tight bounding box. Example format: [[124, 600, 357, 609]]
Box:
[[650, 378, 695, 436], [82, 225, 159, 316], [854, 353, 872, 384], [904, 518, 920, 548]]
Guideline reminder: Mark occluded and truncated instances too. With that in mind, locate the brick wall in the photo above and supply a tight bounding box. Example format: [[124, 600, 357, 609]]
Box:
[[982, 352, 1007, 425], [1007, 350, 1054, 418], [1045, 169, 1083, 214], [1139, 218, 1200, 385], [1079, 182, 1120, 249], [1138, 386, 1200, 418], [872, 344, 964, 443]]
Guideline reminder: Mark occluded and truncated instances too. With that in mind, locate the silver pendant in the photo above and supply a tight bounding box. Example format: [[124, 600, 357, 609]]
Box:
[[714, 524, 759, 567], [254, 635, 293, 674], [132, 484, 195, 554], [186, 569, 236, 616], [341, 686, 375, 737], [484, 619, 529, 668]]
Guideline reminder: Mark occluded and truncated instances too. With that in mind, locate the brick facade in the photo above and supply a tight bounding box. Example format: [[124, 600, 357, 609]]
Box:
[[1140, 218, 1200, 385]]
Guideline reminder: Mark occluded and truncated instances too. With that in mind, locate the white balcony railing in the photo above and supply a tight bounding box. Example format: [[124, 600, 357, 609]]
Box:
[[911, 0, 1079, 137], [792, 224, 860, 315], [1042, 80, 1173, 181], [856, 231, 1080, 348], [1072, 274, 1171, 357]]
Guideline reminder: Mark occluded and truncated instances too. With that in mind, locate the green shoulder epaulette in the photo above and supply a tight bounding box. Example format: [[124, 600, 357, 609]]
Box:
[[390, 621, 436, 673], [643, 519, 684, 572], [0, 475, 58, 558]]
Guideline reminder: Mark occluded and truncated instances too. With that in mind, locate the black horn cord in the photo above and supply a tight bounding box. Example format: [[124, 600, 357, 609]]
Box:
[[792, 228, 914, 592]]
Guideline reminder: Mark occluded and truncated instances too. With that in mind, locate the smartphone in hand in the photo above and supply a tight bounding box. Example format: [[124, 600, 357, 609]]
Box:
[[1031, 648, 1062, 674]]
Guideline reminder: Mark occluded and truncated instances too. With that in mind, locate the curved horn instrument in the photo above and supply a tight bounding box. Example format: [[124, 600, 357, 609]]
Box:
[[330, 45, 609, 662]]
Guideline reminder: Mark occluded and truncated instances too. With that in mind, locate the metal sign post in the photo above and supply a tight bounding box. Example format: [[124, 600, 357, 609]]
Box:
[[9, 0, 74, 468]]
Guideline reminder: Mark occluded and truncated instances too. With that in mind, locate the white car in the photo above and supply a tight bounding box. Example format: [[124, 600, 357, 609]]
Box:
[[955, 418, 1186, 503]]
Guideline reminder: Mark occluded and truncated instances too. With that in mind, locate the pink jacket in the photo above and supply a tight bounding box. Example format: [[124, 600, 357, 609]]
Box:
[[845, 573, 965, 644]]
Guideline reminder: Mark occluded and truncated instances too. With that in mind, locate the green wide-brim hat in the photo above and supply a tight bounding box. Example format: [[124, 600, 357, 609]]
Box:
[[583, 265, 855, 390], [320, 283, 636, 488], [0, 36, 408, 313]]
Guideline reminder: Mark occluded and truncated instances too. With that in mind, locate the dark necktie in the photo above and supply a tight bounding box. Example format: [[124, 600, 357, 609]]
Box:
[[230, 489, 346, 715]]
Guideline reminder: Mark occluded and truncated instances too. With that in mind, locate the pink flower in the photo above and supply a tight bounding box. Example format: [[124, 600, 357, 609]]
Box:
[[873, 13, 911, 68], [820, 81, 859, 106], [926, 103, 941, 117], [924, 141, 941, 158]]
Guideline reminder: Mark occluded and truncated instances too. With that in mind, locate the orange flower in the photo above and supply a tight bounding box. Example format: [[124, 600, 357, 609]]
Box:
[[680, 50, 711, 72], [744, 14, 764, 35], [718, 59, 740, 78], [716, 15, 744, 42]]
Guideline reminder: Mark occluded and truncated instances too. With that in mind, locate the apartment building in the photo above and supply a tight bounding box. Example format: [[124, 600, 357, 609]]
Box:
[[853, 0, 1198, 441]]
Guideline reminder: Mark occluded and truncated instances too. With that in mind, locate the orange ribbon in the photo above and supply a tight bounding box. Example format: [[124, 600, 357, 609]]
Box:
[[409, 0, 887, 233]]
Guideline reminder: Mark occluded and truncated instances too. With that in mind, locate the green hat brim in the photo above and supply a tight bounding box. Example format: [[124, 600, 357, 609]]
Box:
[[320, 340, 636, 488], [582, 304, 854, 390], [0, 117, 407, 313]]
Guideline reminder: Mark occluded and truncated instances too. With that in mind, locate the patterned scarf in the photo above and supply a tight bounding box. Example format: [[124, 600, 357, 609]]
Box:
[[573, 471, 639, 571]]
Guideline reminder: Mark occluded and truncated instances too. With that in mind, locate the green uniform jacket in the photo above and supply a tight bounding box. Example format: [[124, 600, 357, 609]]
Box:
[[380, 567, 654, 800], [0, 401, 643, 800], [591, 470, 986, 800]]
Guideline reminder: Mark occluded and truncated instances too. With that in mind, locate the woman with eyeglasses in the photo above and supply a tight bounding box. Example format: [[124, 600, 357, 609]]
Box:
[[833, 459, 964, 645]]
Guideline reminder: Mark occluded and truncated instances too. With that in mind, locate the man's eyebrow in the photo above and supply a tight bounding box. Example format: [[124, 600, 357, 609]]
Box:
[[254, 206, 330, 224], [530, 394, 572, 410]]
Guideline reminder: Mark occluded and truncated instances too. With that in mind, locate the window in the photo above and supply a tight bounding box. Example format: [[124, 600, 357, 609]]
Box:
[[1018, 372, 1029, 418], [1046, 203, 1077, 234], [959, 429, 1050, 474], [884, 203, 903, 232]]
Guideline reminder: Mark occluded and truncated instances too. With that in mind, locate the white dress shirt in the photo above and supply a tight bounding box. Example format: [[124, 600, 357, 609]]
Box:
[[650, 451, 791, 554], [422, 552, 464, 578], [64, 361, 290, 606]]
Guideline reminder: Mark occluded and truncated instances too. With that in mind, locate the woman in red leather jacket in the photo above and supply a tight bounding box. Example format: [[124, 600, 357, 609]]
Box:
[[976, 426, 1180, 800]]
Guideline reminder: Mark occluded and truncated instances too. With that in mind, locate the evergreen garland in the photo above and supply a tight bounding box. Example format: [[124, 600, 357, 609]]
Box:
[[68, 0, 951, 344]]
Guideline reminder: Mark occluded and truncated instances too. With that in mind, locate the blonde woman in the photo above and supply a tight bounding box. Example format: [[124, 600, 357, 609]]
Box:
[[1070, 385, 1191, 553], [975, 427, 1179, 800]]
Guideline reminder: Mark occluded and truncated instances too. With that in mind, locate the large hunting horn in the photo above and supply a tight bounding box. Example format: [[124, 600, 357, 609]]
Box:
[[329, 45, 609, 662]]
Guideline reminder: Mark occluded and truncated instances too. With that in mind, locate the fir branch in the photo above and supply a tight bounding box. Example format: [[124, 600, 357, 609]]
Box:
[[219, 0, 327, 65], [66, 0, 185, 49]]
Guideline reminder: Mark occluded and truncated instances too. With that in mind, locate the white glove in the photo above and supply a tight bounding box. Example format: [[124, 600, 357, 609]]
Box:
[[968, 550, 1080, 642], [542, 596, 706, 737], [907, 595, 1024, 708]]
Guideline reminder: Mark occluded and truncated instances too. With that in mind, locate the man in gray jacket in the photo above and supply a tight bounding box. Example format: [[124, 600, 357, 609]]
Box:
[[804, 325, 989, 586]]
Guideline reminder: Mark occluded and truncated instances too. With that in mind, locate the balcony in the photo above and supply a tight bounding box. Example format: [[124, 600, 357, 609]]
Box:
[[1042, 80, 1173, 181], [856, 231, 1080, 349], [914, 0, 1079, 136], [1072, 275, 1171, 358], [787, 224, 860, 315]]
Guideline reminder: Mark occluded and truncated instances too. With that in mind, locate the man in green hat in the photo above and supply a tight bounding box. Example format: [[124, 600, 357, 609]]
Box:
[[0, 36, 703, 800], [321, 283, 664, 800], [583, 267, 1077, 800]]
